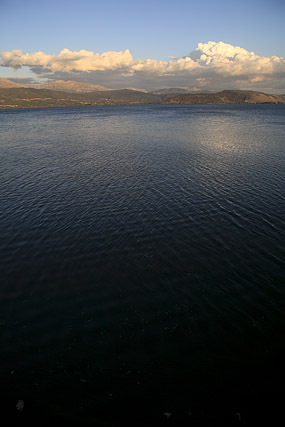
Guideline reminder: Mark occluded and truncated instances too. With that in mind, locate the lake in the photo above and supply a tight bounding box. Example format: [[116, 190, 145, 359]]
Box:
[[0, 104, 284, 426]]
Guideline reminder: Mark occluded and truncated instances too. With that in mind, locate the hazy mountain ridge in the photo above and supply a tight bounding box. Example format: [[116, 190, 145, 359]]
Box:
[[0, 78, 185, 95], [0, 78, 190, 100], [30, 80, 110, 92], [162, 90, 285, 104], [0, 78, 109, 92], [150, 88, 192, 95], [0, 87, 160, 108], [0, 80, 284, 109], [0, 78, 24, 88]]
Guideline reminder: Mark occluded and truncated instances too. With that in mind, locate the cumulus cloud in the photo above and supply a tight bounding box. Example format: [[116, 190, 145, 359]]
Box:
[[131, 56, 200, 75], [1, 41, 284, 92], [0, 48, 133, 72], [195, 41, 284, 77], [130, 41, 284, 78]]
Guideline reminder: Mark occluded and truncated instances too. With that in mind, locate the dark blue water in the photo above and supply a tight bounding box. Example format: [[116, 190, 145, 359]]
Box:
[[0, 105, 284, 426]]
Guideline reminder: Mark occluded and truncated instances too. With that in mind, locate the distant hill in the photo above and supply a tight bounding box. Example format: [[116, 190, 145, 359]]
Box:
[[125, 87, 149, 93], [0, 78, 109, 92], [0, 87, 160, 108], [150, 88, 191, 95], [0, 86, 284, 109], [29, 80, 109, 92], [163, 90, 285, 104], [0, 78, 24, 88], [150, 88, 193, 100]]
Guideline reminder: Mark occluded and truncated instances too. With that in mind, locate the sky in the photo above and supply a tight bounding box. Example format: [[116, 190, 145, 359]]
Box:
[[0, 0, 285, 92]]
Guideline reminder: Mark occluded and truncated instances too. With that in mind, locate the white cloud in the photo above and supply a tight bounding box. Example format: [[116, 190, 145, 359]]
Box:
[[129, 41, 285, 80], [0, 48, 133, 72], [131, 56, 200, 75], [1, 42, 284, 92], [195, 41, 284, 77]]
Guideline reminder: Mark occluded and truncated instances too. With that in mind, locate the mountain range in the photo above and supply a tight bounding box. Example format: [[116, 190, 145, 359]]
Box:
[[0, 78, 110, 92], [162, 90, 285, 105], [0, 78, 284, 108]]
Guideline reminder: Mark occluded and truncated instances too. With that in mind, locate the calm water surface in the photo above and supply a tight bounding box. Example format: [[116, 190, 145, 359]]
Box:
[[0, 105, 284, 425]]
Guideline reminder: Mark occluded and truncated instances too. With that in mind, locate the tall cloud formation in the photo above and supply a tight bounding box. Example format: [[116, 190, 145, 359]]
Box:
[[1, 41, 284, 92]]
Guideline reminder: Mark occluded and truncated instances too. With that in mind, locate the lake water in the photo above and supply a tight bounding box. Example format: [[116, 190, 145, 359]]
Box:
[[0, 104, 284, 426]]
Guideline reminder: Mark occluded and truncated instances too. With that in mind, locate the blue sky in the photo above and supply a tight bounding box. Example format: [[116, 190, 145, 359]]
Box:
[[0, 0, 284, 92]]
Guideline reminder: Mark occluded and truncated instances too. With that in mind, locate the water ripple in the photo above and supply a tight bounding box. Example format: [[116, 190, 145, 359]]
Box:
[[0, 104, 284, 424]]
